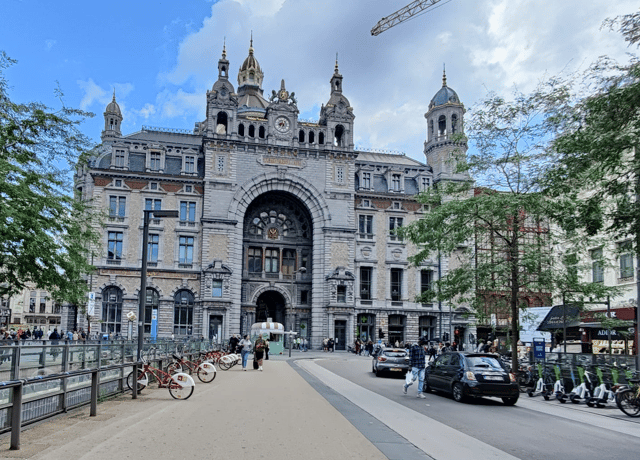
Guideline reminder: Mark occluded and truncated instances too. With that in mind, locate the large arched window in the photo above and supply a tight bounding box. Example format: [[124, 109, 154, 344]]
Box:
[[101, 287, 122, 334], [451, 114, 458, 134], [142, 288, 159, 334], [334, 125, 344, 146], [174, 290, 194, 336], [438, 115, 446, 137], [216, 111, 228, 134]]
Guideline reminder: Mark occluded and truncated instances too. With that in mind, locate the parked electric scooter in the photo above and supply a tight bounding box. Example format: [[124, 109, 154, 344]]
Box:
[[569, 364, 592, 404], [588, 365, 615, 408], [528, 363, 553, 399], [557, 366, 576, 403], [552, 364, 567, 402]]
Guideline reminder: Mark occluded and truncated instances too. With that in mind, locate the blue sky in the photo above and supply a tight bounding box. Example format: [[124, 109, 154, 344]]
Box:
[[1, 0, 637, 163]]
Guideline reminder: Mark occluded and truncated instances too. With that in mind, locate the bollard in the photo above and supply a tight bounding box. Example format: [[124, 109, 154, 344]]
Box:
[[10, 382, 23, 450], [90, 369, 98, 416], [132, 362, 138, 400]]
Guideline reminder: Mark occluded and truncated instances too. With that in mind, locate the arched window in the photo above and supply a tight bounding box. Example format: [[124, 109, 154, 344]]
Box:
[[174, 290, 194, 336], [248, 125, 255, 138], [334, 125, 344, 146], [430, 120, 434, 139], [238, 123, 245, 137], [319, 132, 325, 144], [141, 288, 159, 334], [299, 130, 305, 143], [309, 131, 315, 144], [216, 112, 228, 134], [259, 126, 266, 138], [451, 114, 458, 134], [101, 287, 122, 334], [438, 115, 446, 137]]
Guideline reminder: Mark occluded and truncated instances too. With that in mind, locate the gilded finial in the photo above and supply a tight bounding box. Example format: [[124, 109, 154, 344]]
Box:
[[112, 88, 116, 101], [250, 31, 253, 51], [222, 37, 226, 59], [335, 52, 339, 72], [442, 64, 447, 87]]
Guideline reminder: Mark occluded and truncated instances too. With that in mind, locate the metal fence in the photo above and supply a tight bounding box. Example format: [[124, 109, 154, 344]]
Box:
[[0, 339, 217, 450]]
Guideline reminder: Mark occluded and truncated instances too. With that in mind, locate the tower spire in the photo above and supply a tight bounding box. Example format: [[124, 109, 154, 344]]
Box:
[[442, 64, 447, 87], [222, 37, 226, 59], [335, 52, 339, 74]]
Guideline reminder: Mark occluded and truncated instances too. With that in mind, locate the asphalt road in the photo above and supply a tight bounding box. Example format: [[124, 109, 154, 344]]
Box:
[[312, 354, 640, 460]]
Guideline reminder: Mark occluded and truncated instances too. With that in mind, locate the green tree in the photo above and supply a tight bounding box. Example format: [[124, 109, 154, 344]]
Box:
[[0, 52, 100, 306], [547, 13, 640, 367], [403, 82, 610, 372]]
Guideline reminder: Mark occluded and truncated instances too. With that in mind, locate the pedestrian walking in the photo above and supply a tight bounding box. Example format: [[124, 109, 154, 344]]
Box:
[[264, 338, 270, 360], [239, 334, 252, 371], [403, 338, 427, 399], [254, 335, 266, 371], [229, 334, 240, 353]]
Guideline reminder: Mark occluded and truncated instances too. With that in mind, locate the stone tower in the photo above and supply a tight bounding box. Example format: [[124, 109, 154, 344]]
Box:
[[101, 91, 122, 143], [423, 68, 468, 182]]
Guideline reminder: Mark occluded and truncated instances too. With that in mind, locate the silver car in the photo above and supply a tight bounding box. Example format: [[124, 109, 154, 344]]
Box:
[[371, 348, 410, 377]]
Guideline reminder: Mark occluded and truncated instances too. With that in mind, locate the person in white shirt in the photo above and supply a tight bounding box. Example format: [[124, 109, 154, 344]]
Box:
[[239, 335, 253, 371]]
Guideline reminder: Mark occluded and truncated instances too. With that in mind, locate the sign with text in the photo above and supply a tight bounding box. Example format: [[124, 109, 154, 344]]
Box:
[[533, 338, 546, 360]]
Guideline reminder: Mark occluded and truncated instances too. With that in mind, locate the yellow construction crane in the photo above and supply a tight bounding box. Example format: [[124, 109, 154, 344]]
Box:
[[371, 0, 450, 36]]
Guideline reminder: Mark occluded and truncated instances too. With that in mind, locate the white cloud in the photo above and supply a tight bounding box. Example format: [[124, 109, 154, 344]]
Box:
[[146, 0, 638, 161], [44, 39, 56, 51], [77, 78, 107, 111]]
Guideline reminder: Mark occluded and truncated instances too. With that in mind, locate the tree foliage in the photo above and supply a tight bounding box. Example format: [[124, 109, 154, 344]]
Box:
[[0, 52, 100, 305], [403, 82, 612, 371]]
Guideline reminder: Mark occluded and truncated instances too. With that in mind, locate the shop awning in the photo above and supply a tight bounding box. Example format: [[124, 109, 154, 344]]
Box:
[[537, 305, 582, 331], [251, 322, 285, 334]]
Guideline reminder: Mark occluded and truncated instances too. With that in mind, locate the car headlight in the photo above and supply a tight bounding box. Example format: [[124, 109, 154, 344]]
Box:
[[465, 371, 476, 381], [509, 373, 516, 382]]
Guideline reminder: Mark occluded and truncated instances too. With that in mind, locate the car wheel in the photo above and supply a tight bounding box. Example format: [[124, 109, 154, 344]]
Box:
[[375, 368, 382, 377], [423, 380, 432, 393], [452, 383, 466, 402], [502, 397, 518, 406]]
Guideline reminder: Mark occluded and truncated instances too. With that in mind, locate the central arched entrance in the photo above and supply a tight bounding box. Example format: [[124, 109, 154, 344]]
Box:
[[256, 290, 286, 324]]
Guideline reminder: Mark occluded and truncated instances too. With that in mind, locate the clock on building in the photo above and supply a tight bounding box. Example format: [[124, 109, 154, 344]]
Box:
[[275, 116, 290, 133]]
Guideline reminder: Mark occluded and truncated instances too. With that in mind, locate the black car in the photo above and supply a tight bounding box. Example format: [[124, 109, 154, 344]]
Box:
[[425, 352, 519, 405], [371, 348, 410, 377]]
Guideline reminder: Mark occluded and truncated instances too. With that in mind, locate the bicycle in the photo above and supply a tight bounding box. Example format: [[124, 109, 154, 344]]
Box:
[[166, 353, 217, 383], [126, 359, 196, 400], [616, 373, 640, 417]]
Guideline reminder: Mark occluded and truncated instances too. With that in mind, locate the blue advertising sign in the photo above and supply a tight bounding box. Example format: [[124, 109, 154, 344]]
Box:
[[150, 309, 158, 342], [533, 338, 545, 360]]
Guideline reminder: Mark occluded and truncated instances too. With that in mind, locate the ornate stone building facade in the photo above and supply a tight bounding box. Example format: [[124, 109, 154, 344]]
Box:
[[75, 41, 476, 349]]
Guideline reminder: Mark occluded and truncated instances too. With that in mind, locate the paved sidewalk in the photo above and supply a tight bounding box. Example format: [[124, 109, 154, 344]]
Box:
[[0, 353, 386, 460]]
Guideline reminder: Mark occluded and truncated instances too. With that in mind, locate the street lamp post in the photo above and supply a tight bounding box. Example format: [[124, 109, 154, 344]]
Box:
[[288, 267, 306, 356], [138, 209, 179, 362]]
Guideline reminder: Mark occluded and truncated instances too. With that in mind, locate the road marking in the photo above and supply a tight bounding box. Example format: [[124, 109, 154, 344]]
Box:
[[298, 360, 518, 460]]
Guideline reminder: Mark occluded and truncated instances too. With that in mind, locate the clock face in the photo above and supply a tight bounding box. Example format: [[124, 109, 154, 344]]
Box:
[[275, 116, 290, 133]]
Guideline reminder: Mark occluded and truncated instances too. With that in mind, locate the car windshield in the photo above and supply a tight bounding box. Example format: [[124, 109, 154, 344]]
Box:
[[466, 356, 503, 370], [384, 350, 407, 358]]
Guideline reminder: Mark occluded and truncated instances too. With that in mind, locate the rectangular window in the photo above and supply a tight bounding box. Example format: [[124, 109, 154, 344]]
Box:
[[421, 270, 432, 295], [150, 152, 161, 170], [145, 199, 162, 211], [362, 199, 370, 208], [109, 196, 126, 217], [212, 279, 223, 297], [265, 248, 279, 273], [336, 166, 344, 184], [180, 201, 197, 222], [300, 290, 309, 304], [282, 249, 296, 275], [115, 150, 126, 167], [361, 172, 371, 189], [392, 174, 401, 191], [591, 248, 604, 283], [108, 231, 123, 260], [53, 303, 61, 314], [389, 217, 403, 241], [359, 215, 373, 238], [179, 236, 194, 264], [391, 268, 403, 301], [184, 156, 195, 173], [360, 267, 372, 300], [39, 296, 47, 314], [248, 247, 263, 273], [217, 155, 225, 173], [422, 177, 430, 189], [337, 285, 346, 303], [619, 241, 634, 278], [148, 234, 159, 263]]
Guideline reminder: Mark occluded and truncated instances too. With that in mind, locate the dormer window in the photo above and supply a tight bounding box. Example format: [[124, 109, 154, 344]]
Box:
[[148, 150, 164, 172], [361, 172, 371, 190], [392, 174, 401, 192], [183, 155, 195, 174]]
